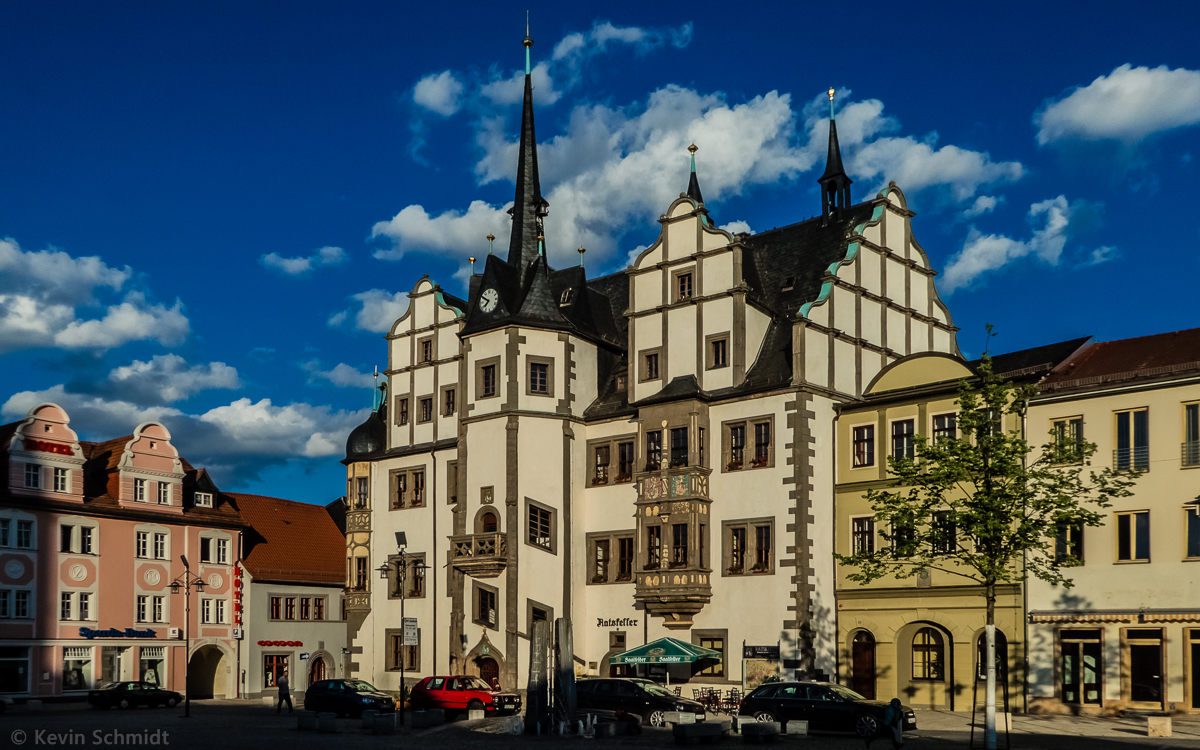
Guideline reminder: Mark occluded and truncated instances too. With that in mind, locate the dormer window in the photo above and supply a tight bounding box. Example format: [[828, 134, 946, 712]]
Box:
[[149, 441, 157, 449], [134, 478, 147, 502], [559, 289, 575, 306], [782, 277, 795, 292], [24, 464, 40, 489], [157, 483, 170, 505], [194, 492, 213, 508]]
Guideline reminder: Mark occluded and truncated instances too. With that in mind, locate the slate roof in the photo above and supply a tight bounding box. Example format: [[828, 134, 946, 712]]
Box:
[[1041, 327, 1200, 390], [234, 493, 345, 585]]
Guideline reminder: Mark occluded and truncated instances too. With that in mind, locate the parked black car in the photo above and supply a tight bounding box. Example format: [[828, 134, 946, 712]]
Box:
[[88, 681, 182, 709], [303, 679, 397, 718], [739, 682, 916, 737], [575, 678, 707, 727]]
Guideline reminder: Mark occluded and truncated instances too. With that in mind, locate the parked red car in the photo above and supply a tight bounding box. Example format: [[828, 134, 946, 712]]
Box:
[[409, 675, 522, 718]]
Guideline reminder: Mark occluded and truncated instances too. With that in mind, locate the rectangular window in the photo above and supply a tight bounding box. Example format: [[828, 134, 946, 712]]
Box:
[[80, 527, 92, 555], [270, 596, 282, 619], [670, 427, 688, 468], [153, 596, 164, 623], [697, 635, 725, 677], [153, 533, 167, 560], [54, 467, 68, 493], [201, 599, 212, 624], [444, 388, 456, 416], [200, 537, 212, 563], [388, 631, 420, 671], [593, 539, 610, 583], [646, 526, 662, 570], [0, 519, 8, 546], [216, 539, 228, 565], [398, 397, 409, 425], [263, 655, 287, 690], [528, 505, 552, 550], [529, 362, 549, 395], [0, 590, 9, 617], [1115, 408, 1149, 471], [729, 526, 746, 573], [61, 592, 73, 620], [853, 425, 875, 467], [412, 471, 425, 507], [16, 521, 32, 548], [476, 586, 497, 628], [134, 478, 146, 501], [1183, 506, 1200, 559], [137, 595, 148, 623], [1056, 523, 1084, 563], [617, 537, 634, 581], [407, 558, 426, 598], [593, 445, 610, 485], [1054, 417, 1084, 462], [24, 463, 40, 489], [677, 272, 693, 301], [215, 599, 226, 624], [355, 477, 368, 509], [136, 532, 149, 559], [355, 557, 368, 591], [728, 425, 745, 469], [617, 441, 634, 481], [194, 492, 213, 507], [671, 523, 688, 567], [645, 431, 663, 471], [724, 520, 773, 575], [1116, 511, 1150, 562], [755, 525, 771, 569], [285, 597, 296, 620], [482, 364, 497, 398], [14, 591, 29, 618], [699, 427, 705, 467], [932, 414, 957, 443], [892, 419, 916, 460], [78, 592, 90, 621], [61, 524, 73, 553], [393, 473, 407, 509], [158, 482, 170, 505], [421, 339, 432, 363], [753, 422, 770, 466], [1184, 403, 1200, 467], [313, 598, 325, 621], [852, 517, 875, 555], [419, 397, 433, 423], [931, 511, 956, 556], [644, 352, 659, 380], [710, 338, 727, 369]]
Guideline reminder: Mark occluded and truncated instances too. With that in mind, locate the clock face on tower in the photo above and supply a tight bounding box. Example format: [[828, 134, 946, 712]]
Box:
[[480, 287, 499, 313]]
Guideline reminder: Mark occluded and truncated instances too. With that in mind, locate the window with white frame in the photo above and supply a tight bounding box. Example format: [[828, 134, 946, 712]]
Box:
[[157, 482, 170, 504], [14, 591, 30, 618], [80, 526, 93, 554], [78, 592, 91, 621], [215, 599, 226, 624], [153, 596, 165, 623], [16, 521, 32, 548], [137, 595, 148, 622], [54, 467, 68, 493], [153, 533, 167, 560], [136, 532, 149, 559], [24, 463, 40, 489], [201, 599, 213, 624], [216, 538, 229, 565], [199, 537, 213, 563], [61, 592, 73, 620], [194, 492, 213, 508], [134, 478, 147, 502]]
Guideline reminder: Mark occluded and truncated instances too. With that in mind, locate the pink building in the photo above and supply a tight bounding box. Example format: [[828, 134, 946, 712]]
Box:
[[0, 403, 243, 699]]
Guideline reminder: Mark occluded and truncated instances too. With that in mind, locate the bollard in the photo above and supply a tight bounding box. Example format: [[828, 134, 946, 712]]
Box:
[[296, 710, 318, 730], [262, 696, 274, 707], [1147, 716, 1171, 738], [783, 720, 807, 736], [469, 709, 485, 721]]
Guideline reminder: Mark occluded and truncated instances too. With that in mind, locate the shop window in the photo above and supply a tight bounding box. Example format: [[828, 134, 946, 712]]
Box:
[[670, 427, 688, 468], [853, 425, 875, 467], [1114, 407, 1149, 471], [932, 413, 957, 444], [140, 647, 164, 687], [1126, 628, 1164, 704], [387, 629, 420, 671], [1053, 417, 1084, 462], [1060, 629, 1103, 705], [263, 654, 287, 689], [1116, 510, 1150, 562], [912, 628, 945, 681], [0, 647, 28, 693], [63, 646, 92, 691], [892, 419, 916, 460], [975, 630, 1009, 679], [645, 431, 663, 471], [724, 519, 774, 575], [24, 463, 40, 489], [473, 582, 498, 629], [54, 467, 68, 493], [851, 517, 875, 555]]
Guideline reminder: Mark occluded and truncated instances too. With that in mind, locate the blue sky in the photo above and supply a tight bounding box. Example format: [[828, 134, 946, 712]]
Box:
[[3, 1, 1199, 504]]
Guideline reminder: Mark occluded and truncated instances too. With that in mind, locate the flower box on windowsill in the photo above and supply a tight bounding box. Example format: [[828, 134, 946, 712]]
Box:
[[615, 573, 632, 582], [726, 460, 743, 471], [644, 463, 661, 472], [591, 574, 608, 584], [668, 560, 688, 569], [615, 474, 632, 484], [669, 460, 688, 469], [592, 477, 608, 486], [726, 566, 744, 575], [750, 562, 770, 574], [750, 457, 768, 468], [644, 562, 660, 571]]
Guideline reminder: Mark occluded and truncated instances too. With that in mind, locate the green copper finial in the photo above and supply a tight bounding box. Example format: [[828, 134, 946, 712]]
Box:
[[523, 13, 533, 75], [688, 143, 698, 173], [578, 246, 586, 268], [538, 233, 545, 257], [828, 87, 836, 120], [487, 233, 495, 255]]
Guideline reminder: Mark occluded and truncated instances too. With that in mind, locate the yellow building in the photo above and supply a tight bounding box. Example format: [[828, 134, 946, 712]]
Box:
[[833, 340, 1087, 710]]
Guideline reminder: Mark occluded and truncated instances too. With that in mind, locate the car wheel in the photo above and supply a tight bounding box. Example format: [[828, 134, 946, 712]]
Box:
[[118, 698, 131, 710], [645, 709, 667, 728], [753, 710, 776, 723], [166, 697, 178, 708], [855, 713, 880, 738], [467, 699, 485, 714]]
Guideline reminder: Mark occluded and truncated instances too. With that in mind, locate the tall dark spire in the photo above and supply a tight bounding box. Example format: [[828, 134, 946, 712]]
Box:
[[818, 87, 852, 220], [686, 143, 705, 204], [506, 30, 549, 270]]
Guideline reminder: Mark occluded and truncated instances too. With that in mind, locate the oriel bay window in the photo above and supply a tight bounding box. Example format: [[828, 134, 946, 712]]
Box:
[[645, 431, 663, 471], [645, 526, 663, 570], [1114, 407, 1149, 471], [670, 523, 688, 567], [723, 518, 774, 575], [670, 427, 688, 468]]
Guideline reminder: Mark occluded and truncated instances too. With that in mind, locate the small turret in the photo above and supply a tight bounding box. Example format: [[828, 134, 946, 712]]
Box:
[[818, 87, 852, 221]]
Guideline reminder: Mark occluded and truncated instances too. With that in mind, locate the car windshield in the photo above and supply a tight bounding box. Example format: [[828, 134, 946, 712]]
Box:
[[828, 685, 866, 701], [464, 677, 493, 691], [98, 682, 120, 690], [343, 680, 378, 693], [640, 682, 677, 698]]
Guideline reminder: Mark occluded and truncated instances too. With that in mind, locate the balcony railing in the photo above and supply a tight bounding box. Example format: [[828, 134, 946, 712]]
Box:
[[449, 532, 507, 579], [1183, 441, 1200, 468], [1113, 446, 1149, 472]]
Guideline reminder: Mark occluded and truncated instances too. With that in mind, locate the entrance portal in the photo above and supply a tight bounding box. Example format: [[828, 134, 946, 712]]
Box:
[[1060, 630, 1101, 705], [851, 631, 876, 700], [1127, 629, 1163, 706], [187, 645, 227, 699], [309, 656, 326, 684], [479, 657, 499, 688]]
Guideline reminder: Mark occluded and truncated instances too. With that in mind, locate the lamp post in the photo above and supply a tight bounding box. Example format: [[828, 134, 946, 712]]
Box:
[[377, 532, 427, 727], [168, 555, 206, 718]]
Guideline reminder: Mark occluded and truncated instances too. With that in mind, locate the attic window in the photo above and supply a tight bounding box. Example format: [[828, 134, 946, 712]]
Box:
[[782, 277, 795, 292], [149, 441, 157, 449], [194, 492, 213, 508], [559, 289, 575, 306], [44, 424, 51, 432]]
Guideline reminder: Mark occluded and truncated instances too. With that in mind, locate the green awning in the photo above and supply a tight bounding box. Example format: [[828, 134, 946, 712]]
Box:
[[611, 637, 722, 665]]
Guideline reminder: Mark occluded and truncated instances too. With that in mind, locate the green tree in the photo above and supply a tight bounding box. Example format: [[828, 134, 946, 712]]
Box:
[[836, 348, 1138, 748]]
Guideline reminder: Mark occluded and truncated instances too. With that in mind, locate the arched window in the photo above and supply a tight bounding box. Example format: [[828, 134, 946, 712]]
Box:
[[976, 629, 1008, 679], [479, 511, 498, 534], [912, 627, 945, 681]]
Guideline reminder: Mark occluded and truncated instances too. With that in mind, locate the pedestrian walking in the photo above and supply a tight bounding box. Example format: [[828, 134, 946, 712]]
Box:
[[277, 670, 293, 714], [864, 698, 905, 749]]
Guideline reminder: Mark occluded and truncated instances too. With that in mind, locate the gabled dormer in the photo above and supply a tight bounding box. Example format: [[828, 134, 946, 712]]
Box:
[[6, 403, 85, 503], [111, 423, 185, 514]]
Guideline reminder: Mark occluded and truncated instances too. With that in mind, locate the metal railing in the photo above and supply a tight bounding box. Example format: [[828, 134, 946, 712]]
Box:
[[1183, 441, 1200, 468], [1112, 446, 1149, 472]]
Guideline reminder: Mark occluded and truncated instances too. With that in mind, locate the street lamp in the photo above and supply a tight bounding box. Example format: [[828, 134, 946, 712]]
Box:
[[377, 531, 427, 727], [168, 554, 206, 718]]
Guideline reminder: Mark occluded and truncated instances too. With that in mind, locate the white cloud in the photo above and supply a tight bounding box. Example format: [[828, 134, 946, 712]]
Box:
[[962, 195, 1000, 219], [1036, 64, 1200, 145], [260, 245, 347, 275], [1079, 245, 1120, 267], [941, 196, 1075, 292], [372, 200, 511, 262], [413, 70, 465, 116], [2, 385, 182, 429], [303, 360, 376, 388], [328, 289, 409, 333], [0, 237, 130, 304], [99, 354, 241, 404], [53, 292, 189, 350], [720, 220, 754, 235], [481, 62, 563, 107]]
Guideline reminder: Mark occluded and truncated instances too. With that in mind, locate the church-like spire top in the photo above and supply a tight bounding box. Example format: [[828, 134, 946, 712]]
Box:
[[523, 13, 533, 74], [818, 87, 852, 220], [686, 143, 705, 204], [507, 26, 549, 270]]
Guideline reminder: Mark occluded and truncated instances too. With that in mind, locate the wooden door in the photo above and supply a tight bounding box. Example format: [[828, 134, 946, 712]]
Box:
[[479, 658, 499, 688], [309, 657, 326, 684], [851, 632, 876, 700]]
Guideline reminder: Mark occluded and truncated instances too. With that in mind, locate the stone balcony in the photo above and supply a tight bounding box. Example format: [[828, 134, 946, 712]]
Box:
[[449, 532, 508, 579]]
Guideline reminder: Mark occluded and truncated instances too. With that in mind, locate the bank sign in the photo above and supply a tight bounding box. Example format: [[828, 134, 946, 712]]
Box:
[[79, 627, 157, 639]]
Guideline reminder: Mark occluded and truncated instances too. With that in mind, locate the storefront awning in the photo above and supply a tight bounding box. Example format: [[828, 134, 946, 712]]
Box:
[[1029, 609, 1200, 624], [611, 637, 721, 665]]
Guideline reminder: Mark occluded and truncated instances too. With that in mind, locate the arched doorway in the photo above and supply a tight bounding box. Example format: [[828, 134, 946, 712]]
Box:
[[479, 658, 499, 688], [975, 629, 1008, 681], [851, 631, 876, 699], [477, 510, 499, 533], [309, 656, 327, 684], [187, 645, 226, 699]]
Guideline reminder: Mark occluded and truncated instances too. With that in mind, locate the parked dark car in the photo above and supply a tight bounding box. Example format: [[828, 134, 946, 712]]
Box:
[[739, 682, 916, 737], [87, 681, 182, 709], [303, 679, 396, 717], [409, 675, 522, 718], [575, 678, 707, 727]]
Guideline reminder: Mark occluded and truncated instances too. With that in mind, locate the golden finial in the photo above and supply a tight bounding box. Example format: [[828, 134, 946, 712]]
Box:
[[688, 143, 698, 155], [577, 246, 586, 268], [469, 256, 476, 264], [486, 233, 495, 242], [828, 87, 835, 101], [523, 11, 533, 48]]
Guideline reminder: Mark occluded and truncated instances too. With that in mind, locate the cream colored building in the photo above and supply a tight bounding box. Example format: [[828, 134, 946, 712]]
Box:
[[338, 39, 960, 693], [1027, 328, 1200, 714]]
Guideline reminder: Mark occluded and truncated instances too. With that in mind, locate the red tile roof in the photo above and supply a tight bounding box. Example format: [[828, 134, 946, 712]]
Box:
[[233, 493, 345, 586], [1042, 327, 1200, 389]]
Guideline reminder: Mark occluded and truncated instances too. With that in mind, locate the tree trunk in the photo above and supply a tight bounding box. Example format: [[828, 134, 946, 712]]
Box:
[[985, 582, 997, 750]]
